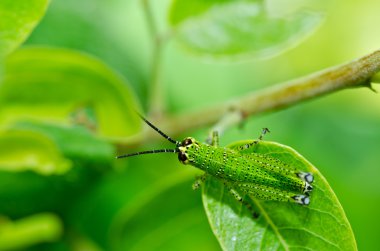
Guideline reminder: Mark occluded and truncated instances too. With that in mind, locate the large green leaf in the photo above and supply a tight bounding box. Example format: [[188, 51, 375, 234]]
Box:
[[202, 140, 356, 250], [0, 47, 141, 141], [0, 121, 114, 175], [169, 0, 322, 59], [0, 122, 115, 217], [0, 129, 71, 175], [0, 213, 62, 250], [0, 0, 50, 57], [69, 154, 219, 251], [12, 121, 115, 165]]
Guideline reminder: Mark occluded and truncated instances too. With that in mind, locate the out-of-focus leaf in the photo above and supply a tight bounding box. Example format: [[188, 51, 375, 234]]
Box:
[[68, 153, 220, 251], [0, 129, 71, 175], [0, 122, 115, 217], [0, 0, 50, 57], [111, 172, 218, 251], [12, 121, 115, 165], [202, 141, 356, 250], [169, 0, 322, 59], [0, 47, 141, 141], [0, 213, 62, 250]]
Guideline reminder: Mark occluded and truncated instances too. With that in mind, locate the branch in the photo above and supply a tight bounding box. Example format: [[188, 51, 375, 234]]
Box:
[[119, 50, 380, 147], [141, 0, 167, 117], [161, 50, 380, 134]]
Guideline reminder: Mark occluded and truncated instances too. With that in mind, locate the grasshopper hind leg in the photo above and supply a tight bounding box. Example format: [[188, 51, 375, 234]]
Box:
[[292, 194, 310, 205], [297, 172, 314, 183], [304, 182, 313, 194], [297, 172, 314, 194]]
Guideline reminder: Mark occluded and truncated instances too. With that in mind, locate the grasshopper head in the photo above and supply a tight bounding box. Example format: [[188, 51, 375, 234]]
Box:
[[177, 137, 198, 164]]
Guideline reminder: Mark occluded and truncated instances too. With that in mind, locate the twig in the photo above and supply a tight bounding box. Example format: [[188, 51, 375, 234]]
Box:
[[141, 0, 166, 117], [161, 50, 380, 133], [117, 50, 380, 148]]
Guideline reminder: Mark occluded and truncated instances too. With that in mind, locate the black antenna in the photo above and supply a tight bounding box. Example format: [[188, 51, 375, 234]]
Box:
[[116, 149, 178, 159], [137, 113, 180, 146], [116, 113, 180, 159]]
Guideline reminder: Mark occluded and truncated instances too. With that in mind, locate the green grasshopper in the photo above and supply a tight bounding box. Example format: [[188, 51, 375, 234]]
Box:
[[117, 114, 313, 209]]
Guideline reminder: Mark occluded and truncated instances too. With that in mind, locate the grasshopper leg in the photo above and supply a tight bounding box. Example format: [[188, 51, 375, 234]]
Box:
[[192, 174, 207, 190], [236, 128, 270, 151], [228, 187, 259, 219], [292, 194, 310, 205], [222, 181, 259, 219], [297, 171, 314, 183], [211, 131, 219, 147]]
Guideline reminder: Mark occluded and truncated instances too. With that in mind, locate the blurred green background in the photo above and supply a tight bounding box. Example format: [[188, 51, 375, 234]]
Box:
[[1, 0, 380, 250]]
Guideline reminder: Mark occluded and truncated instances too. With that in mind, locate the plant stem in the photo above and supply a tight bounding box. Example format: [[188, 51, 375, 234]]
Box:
[[372, 72, 380, 84], [171, 50, 379, 127], [141, 0, 166, 117], [154, 50, 379, 135], [117, 50, 380, 148]]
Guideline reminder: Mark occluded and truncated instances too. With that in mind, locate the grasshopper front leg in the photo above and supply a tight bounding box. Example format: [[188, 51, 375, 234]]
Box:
[[211, 131, 219, 147], [192, 174, 207, 190]]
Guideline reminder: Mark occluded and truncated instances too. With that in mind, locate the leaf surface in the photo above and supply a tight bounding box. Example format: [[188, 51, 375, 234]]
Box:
[[0, 129, 71, 175], [0, 47, 141, 141], [0, 0, 49, 57], [169, 0, 322, 59], [202, 140, 356, 250], [0, 213, 62, 250], [0, 121, 115, 217]]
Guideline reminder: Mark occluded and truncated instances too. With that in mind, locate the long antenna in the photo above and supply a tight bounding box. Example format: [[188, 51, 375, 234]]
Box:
[[116, 113, 180, 159], [116, 149, 178, 159], [137, 113, 180, 146]]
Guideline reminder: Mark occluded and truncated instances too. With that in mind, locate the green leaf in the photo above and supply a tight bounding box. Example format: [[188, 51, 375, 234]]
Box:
[[0, 0, 50, 57], [12, 121, 115, 165], [169, 0, 322, 59], [110, 172, 217, 251], [70, 151, 219, 250], [0, 121, 115, 175], [202, 141, 356, 250], [0, 47, 141, 141], [0, 122, 115, 216], [0, 129, 71, 175], [0, 213, 62, 250], [71, 155, 219, 251]]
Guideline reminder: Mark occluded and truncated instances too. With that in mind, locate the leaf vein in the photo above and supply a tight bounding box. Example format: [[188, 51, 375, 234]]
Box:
[[251, 197, 290, 251], [278, 227, 340, 250]]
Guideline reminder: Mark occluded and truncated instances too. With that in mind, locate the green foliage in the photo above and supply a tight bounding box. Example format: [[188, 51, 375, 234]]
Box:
[[0, 0, 379, 250], [203, 141, 356, 250], [0, 213, 62, 250], [0, 47, 141, 140], [169, 0, 323, 58], [0, 129, 71, 175], [103, 164, 217, 251], [0, 0, 50, 57], [0, 122, 115, 217]]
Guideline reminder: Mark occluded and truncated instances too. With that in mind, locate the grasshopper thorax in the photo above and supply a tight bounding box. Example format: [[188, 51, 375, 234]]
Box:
[[177, 137, 198, 164]]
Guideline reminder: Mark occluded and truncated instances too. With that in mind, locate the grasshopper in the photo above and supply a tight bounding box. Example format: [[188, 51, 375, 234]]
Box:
[[117, 114, 313, 210]]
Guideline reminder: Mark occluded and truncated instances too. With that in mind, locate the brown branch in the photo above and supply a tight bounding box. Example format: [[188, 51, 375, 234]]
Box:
[[162, 50, 380, 133], [118, 50, 380, 148]]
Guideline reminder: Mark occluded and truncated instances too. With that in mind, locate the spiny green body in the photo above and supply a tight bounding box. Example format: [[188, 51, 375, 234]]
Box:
[[178, 138, 312, 204], [117, 115, 313, 206]]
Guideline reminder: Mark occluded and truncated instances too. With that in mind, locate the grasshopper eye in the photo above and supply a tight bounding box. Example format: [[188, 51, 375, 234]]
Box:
[[182, 138, 194, 147], [178, 152, 188, 163]]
